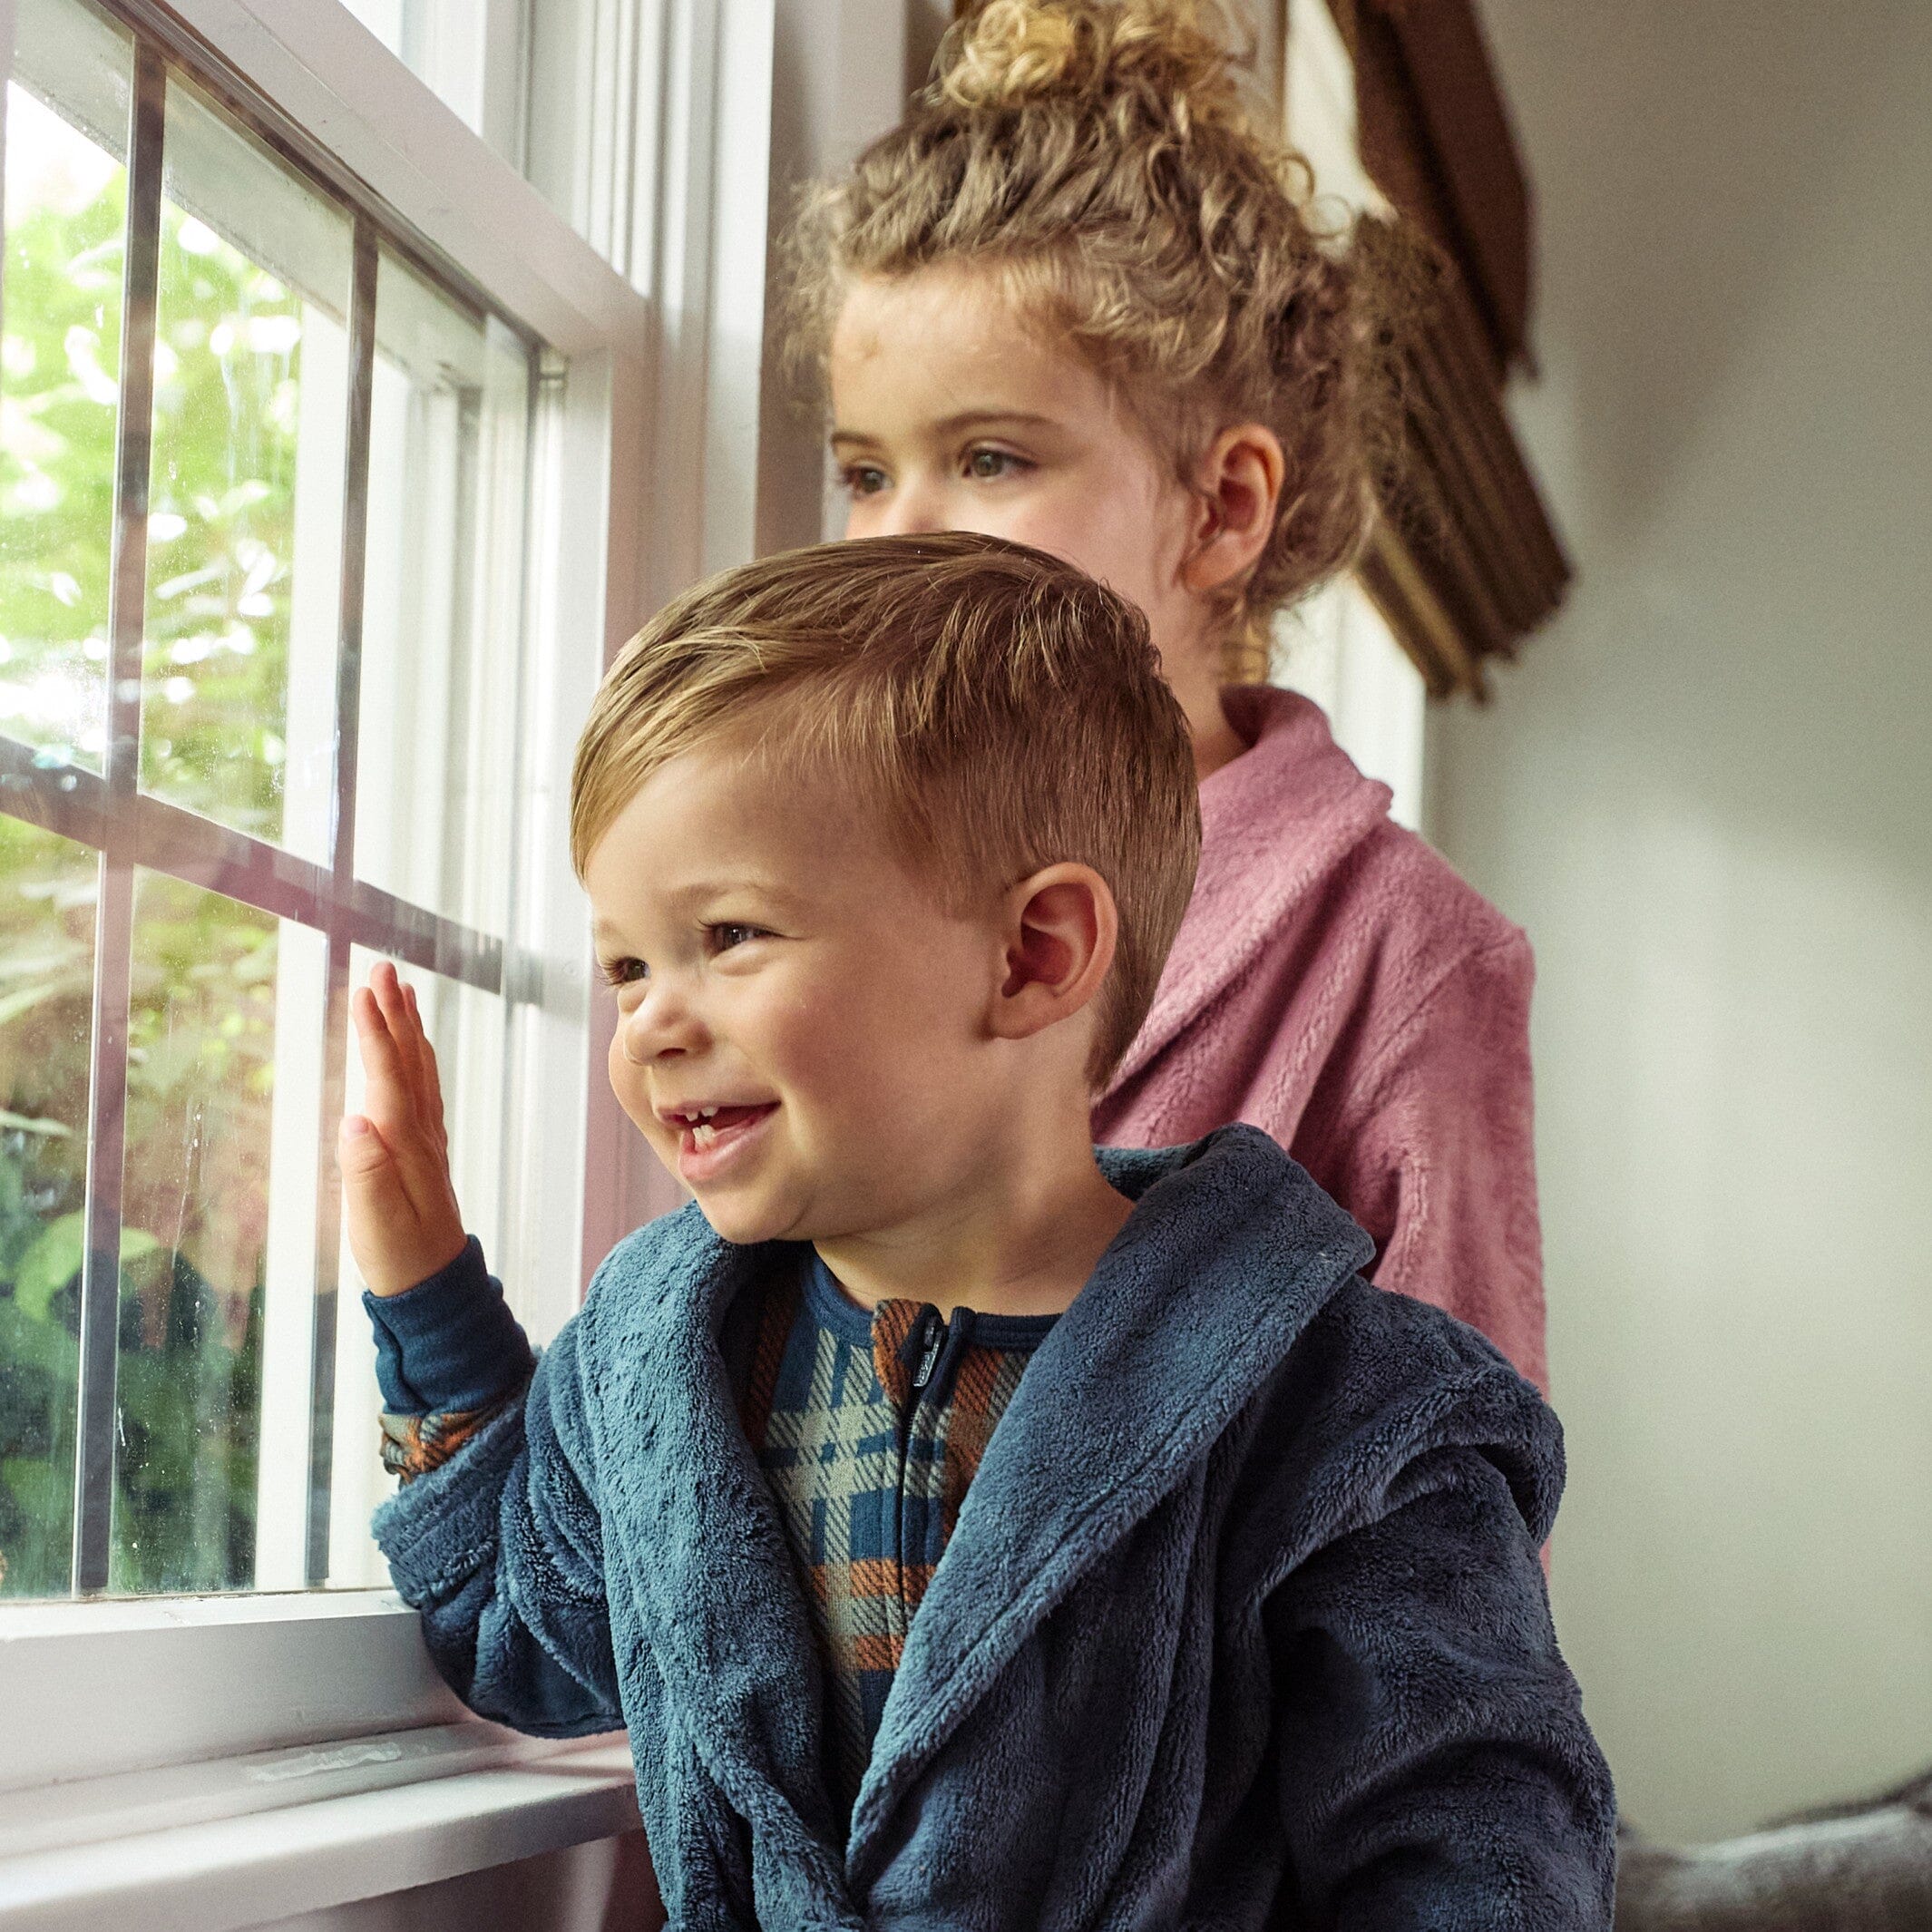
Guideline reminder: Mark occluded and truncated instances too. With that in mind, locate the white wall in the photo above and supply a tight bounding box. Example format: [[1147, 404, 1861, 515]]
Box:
[[1426, 0, 1932, 1844]]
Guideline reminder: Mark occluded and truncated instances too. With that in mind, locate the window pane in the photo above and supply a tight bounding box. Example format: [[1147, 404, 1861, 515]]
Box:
[[355, 254, 531, 935], [111, 871, 322, 1594], [324, 948, 505, 1587], [0, 815, 96, 1599], [334, 0, 528, 162], [0, 0, 133, 772], [140, 78, 352, 864]]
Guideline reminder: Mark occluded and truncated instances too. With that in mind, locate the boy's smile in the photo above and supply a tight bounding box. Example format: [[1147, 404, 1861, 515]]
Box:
[[584, 736, 1017, 1252]]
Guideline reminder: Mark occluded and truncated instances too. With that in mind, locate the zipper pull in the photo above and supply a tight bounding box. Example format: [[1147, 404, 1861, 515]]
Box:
[[912, 1311, 944, 1390]]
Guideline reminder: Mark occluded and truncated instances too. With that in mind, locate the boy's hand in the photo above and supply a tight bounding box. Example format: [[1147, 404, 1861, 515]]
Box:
[[339, 961, 468, 1299]]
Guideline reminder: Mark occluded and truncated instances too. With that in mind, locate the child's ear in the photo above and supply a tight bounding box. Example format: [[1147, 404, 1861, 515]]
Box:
[[1180, 423, 1286, 597], [989, 864, 1119, 1045]]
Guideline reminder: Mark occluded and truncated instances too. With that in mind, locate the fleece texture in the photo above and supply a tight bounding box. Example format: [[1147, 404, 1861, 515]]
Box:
[[375, 1126, 1614, 1930], [1095, 685, 1550, 1391]]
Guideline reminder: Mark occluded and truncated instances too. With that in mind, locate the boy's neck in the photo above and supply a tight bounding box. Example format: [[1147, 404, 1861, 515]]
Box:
[[813, 1128, 1134, 1322]]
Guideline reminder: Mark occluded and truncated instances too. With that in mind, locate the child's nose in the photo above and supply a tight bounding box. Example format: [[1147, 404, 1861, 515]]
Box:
[[872, 477, 948, 538], [620, 983, 707, 1062]]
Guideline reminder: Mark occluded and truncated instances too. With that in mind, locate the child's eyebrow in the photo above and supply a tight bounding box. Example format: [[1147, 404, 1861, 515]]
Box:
[[927, 409, 1057, 436], [668, 877, 806, 912], [830, 409, 1059, 449], [596, 881, 810, 932]]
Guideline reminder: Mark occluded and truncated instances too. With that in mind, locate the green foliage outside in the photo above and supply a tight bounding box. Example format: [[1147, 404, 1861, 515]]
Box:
[[0, 92, 309, 1597]]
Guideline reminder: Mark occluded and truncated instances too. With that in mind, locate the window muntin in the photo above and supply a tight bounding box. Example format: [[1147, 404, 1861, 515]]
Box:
[[0, 0, 545, 1601]]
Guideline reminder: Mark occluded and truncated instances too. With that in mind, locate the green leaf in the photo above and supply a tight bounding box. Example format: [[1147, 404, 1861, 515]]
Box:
[[11, 1215, 164, 1321], [2, 1454, 71, 1523], [11, 1214, 83, 1320], [0, 981, 63, 1029], [0, 1296, 78, 1382]]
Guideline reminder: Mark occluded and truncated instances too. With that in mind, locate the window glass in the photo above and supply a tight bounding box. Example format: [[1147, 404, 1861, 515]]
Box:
[[0, 816, 96, 1599], [0, 0, 544, 1600], [355, 252, 530, 936], [110, 872, 325, 1594], [0, 0, 133, 772], [141, 77, 352, 862]]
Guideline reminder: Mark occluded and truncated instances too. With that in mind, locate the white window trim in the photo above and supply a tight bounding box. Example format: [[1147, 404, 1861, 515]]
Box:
[[1272, 0, 1429, 825], [0, 1595, 641, 1927], [0, 0, 774, 1903]]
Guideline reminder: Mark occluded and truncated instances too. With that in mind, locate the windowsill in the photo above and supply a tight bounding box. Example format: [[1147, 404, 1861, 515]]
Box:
[[0, 1724, 640, 1932], [1, 1592, 475, 1791], [0, 1595, 640, 1929]]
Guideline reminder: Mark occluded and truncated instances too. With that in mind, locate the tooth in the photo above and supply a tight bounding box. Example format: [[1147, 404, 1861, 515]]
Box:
[[694, 1123, 717, 1147], [700, 1107, 717, 1118]]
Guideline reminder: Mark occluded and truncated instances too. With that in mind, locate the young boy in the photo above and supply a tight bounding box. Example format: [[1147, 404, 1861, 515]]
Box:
[[341, 532, 1615, 1930]]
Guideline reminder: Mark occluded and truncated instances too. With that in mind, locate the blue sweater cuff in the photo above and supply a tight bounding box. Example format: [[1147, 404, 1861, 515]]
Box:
[[363, 1235, 537, 1415]]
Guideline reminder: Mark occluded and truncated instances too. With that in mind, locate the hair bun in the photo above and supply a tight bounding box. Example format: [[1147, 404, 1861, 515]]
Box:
[[939, 0, 1250, 137]]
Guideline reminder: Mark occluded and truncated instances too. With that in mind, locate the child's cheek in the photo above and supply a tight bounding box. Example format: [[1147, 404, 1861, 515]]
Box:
[[606, 1029, 658, 1139]]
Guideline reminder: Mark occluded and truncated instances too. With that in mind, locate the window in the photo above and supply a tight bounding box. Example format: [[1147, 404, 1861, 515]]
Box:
[[1274, 579, 1427, 833], [1273, 0, 1428, 831], [333, 0, 528, 167], [0, 0, 767, 1898], [0, 0, 546, 1604]]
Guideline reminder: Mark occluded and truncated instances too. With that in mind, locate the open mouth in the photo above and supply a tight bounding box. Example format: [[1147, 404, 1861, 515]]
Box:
[[663, 1101, 778, 1179]]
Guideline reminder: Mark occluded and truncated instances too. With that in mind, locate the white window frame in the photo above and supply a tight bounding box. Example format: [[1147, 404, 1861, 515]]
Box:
[[1271, 0, 1429, 828], [0, 0, 782, 1915]]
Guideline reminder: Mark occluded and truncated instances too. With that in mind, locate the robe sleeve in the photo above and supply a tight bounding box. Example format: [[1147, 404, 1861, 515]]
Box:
[[368, 1253, 622, 1739], [1330, 933, 1549, 1393], [1263, 1374, 1615, 1929]]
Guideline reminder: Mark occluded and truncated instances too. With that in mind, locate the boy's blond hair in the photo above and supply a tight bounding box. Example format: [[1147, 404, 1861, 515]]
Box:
[[787, 0, 1406, 678], [571, 532, 1200, 1085]]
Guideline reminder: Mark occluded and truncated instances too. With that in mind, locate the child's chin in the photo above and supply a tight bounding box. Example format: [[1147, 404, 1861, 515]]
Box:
[[692, 1193, 785, 1247]]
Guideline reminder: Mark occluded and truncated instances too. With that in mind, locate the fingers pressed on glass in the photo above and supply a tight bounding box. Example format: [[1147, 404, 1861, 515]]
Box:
[[417, 1030, 447, 1137], [361, 966, 421, 1111], [355, 985, 419, 1143]]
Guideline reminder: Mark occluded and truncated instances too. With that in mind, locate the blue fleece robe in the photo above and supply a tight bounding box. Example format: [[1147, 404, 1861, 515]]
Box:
[[374, 1125, 1616, 1929]]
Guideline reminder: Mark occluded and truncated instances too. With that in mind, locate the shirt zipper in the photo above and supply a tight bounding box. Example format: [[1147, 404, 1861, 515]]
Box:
[[911, 1309, 945, 1390]]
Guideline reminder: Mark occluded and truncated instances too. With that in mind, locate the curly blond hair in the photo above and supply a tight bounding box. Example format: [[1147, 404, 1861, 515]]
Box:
[[787, 0, 1396, 673]]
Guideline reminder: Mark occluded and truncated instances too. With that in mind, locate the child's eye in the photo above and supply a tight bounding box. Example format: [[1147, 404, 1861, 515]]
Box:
[[963, 446, 1029, 481], [598, 955, 647, 989], [709, 922, 766, 953], [840, 463, 890, 497]]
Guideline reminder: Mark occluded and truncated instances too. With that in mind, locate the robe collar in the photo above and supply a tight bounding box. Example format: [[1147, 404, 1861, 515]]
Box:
[[590, 1125, 1371, 1897], [1106, 686, 1392, 1095]]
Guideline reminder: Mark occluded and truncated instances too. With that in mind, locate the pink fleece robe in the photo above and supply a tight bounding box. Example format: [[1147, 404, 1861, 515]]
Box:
[[1093, 685, 1548, 1393]]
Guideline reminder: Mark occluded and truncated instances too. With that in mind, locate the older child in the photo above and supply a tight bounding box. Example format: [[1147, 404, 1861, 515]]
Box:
[[791, 0, 1550, 1389], [342, 532, 1612, 1929]]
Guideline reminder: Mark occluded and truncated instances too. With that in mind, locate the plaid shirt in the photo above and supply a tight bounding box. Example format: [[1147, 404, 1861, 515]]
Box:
[[381, 1248, 1055, 1830], [739, 1254, 1056, 1826]]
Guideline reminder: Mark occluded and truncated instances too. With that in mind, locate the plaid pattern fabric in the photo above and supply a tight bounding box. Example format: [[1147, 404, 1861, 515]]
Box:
[[741, 1254, 1053, 1825], [379, 1400, 510, 1482]]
